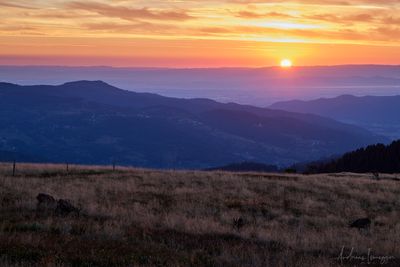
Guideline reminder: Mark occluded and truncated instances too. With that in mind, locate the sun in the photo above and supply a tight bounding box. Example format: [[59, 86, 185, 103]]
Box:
[[280, 59, 293, 68]]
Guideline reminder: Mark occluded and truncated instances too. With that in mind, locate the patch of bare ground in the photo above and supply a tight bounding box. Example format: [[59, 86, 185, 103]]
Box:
[[0, 163, 399, 266]]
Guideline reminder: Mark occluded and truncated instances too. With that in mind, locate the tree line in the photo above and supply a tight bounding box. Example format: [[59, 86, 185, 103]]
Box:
[[307, 140, 400, 173]]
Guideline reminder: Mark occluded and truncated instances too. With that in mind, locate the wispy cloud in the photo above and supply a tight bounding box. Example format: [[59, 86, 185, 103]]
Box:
[[0, 0, 36, 9], [234, 11, 294, 19], [67, 1, 194, 21], [227, 0, 398, 6], [81, 21, 178, 34], [305, 13, 375, 23]]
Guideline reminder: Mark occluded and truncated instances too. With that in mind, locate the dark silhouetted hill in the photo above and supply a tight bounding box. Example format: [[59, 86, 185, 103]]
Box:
[[270, 94, 400, 139], [0, 150, 42, 163], [307, 140, 400, 173], [0, 81, 388, 168]]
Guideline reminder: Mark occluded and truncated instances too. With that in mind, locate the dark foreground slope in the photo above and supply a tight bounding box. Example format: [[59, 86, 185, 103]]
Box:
[[0, 163, 399, 267], [0, 81, 387, 168], [308, 140, 400, 173], [206, 162, 278, 172]]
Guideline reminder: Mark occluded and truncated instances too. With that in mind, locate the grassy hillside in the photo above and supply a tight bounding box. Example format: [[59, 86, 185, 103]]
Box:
[[0, 163, 399, 266]]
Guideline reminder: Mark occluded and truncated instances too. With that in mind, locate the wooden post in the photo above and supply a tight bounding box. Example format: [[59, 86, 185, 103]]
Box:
[[66, 163, 69, 173], [12, 160, 16, 176], [112, 161, 116, 172]]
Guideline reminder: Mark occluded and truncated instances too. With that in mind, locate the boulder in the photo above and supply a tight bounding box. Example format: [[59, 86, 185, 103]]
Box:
[[233, 217, 246, 231], [55, 199, 80, 216], [349, 218, 371, 229], [36, 193, 57, 210]]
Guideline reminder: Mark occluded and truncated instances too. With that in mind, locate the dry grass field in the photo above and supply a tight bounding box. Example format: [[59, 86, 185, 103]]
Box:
[[0, 163, 399, 266]]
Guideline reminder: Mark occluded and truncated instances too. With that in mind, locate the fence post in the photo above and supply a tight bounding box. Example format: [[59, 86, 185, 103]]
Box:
[[66, 163, 69, 173], [112, 161, 116, 172], [12, 160, 16, 176]]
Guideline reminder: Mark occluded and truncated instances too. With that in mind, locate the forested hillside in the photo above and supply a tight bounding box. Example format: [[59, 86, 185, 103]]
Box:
[[308, 140, 400, 173]]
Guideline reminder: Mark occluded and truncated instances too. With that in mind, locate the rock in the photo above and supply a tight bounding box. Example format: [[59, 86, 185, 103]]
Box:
[[55, 199, 80, 216], [349, 218, 371, 229], [36, 193, 57, 211], [233, 217, 245, 231], [36, 193, 81, 216]]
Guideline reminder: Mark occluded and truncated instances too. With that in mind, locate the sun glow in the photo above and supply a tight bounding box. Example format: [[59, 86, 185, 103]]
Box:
[[280, 59, 293, 68]]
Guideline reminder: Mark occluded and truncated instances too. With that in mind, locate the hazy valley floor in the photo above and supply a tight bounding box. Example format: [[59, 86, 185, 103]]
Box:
[[0, 163, 399, 266]]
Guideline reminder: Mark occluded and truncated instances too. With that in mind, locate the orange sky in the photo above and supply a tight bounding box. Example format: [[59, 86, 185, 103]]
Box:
[[0, 0, 399, 67]]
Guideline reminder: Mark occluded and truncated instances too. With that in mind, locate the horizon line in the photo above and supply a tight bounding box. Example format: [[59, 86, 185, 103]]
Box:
[[0, 64, 399, 70]]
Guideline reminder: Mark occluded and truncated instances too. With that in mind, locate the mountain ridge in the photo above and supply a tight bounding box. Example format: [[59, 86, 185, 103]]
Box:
[[0, 80, 388, 168], [2, 65, 399, 106], [270, 94, 400, 140]]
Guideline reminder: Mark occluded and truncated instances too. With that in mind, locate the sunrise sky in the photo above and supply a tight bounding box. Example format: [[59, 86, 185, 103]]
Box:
[[1, 0, 399, 67]]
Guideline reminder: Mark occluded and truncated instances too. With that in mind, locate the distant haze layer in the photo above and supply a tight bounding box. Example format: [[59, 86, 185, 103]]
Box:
[[1, 65, 399, 106]]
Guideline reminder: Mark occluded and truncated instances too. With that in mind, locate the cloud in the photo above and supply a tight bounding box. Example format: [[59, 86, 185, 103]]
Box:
[[373, 26, 400, 40], [27, 11, 92, 19], [382, 16, 400, 24], [227, 0, 398, 6], [306, 13, 374, 23], [1, 0, 399, 48], [0, 0, 36, 9], [81, 21, 177, 34], [0, 25, 37, 31], [196, 23, 400, 42], [235, 11, 294, 19], [198, 27, 233, 34], [304, 12, 400, 28], [67, 1, 194, 21]]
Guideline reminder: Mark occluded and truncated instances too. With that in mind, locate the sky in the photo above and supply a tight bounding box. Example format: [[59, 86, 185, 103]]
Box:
[[0, 0, 399, 67]]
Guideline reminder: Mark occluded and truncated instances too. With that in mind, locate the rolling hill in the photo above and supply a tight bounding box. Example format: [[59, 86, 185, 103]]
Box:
[[270, 94, 400, 139], [0, 81, 388, 168]]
